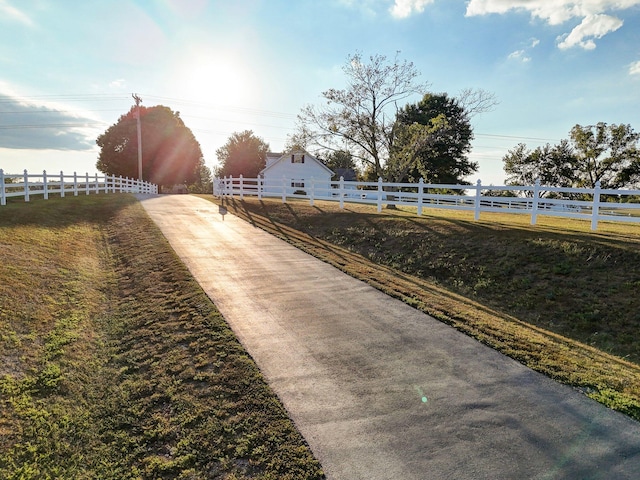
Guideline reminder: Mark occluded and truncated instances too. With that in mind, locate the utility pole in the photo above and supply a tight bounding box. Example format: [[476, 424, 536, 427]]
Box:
[[132, 93, 143, 181]]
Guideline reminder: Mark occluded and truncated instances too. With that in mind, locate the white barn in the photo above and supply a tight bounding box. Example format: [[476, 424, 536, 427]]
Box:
[[260, 151, 334, 197]]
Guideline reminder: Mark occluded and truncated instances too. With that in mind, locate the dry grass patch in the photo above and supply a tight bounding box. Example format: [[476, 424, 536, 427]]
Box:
[[0, 195, 324, 479]]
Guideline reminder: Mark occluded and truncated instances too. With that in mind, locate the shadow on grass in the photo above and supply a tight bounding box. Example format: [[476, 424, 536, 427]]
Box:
[[201, 195, 640, 421], [225, 197, 350, 265]]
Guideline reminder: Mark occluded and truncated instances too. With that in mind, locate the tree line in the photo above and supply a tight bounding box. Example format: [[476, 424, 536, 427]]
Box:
[[504, 123, 640, 191], [95, 53, 639, 193]]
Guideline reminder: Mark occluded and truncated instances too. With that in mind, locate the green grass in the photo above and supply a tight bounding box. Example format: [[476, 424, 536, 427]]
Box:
[[205, 195, 640, 422], [0, 194, 324, 479]]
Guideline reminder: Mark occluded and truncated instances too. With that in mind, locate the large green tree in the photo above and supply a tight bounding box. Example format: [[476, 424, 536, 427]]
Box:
[[96, 105, 204, 187], [503, 141, 576, 191], [502, 123, 640, 190], [296, 52, 429, 179], [388, 93, 476, 184], [570, 122, 640, 189], [216, 130, 269, 178]]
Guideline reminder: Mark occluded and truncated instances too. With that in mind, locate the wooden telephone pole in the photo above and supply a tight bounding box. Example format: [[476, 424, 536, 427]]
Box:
[[132, 94, 143, 181]]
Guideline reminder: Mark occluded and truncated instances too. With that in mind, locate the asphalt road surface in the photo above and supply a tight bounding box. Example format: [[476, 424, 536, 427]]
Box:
[[138, 194, 640, 480]]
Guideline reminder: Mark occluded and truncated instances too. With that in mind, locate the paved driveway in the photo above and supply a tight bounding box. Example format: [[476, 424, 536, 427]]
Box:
[[138, 194, 640, 480]]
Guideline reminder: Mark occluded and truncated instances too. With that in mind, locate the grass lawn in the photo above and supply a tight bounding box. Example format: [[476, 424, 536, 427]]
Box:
[[0, 194, 324, 479], [204, 195, 640, 422]]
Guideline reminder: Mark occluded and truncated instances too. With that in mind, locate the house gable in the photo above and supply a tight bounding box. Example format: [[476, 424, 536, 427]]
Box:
[[260, 151, 334, 180]]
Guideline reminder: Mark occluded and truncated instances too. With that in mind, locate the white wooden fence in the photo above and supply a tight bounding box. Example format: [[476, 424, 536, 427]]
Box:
[[0, 169, 158, 206], [214, 175, 640, 231]]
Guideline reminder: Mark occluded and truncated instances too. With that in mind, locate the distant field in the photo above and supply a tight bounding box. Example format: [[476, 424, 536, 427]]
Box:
[[0, 195, 324, 479], [205, 195, 640, 421]]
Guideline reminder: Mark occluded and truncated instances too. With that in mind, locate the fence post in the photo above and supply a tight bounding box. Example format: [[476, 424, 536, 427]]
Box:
[[591, 181, 601, 231], [60, 171, 65, 198], [0, 169, 5, 206], [309, 177, 315, 206], [417, 178, 424, 216], [377, 177, 383, 212], [239, 175, 244, 199], [531, 179, 540, 225], [339, 176, 345, 209], [43, 170, 48, 200], [73, 172, 78, 196], [282, 175, 286, 204], [85, 173, 90, 195], [95, 173, 99, 194], [258, 176, 263, 200], [24, 170, 30, 202], [474, 179, 482, 220]]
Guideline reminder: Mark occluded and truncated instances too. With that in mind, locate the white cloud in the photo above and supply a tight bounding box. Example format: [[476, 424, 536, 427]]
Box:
[[0, 0, 34, 27], [466, 0, 640, 23], [390, 0, 435, 18], [557, 14, 623, 49], [465, 0, 640, 49], [507, 37, 539, 62], [508, 49, 531, 62], [0, 88, 101, 151], [630, 60, 640, 75]]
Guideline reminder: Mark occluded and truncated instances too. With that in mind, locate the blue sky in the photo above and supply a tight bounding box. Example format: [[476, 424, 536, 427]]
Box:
[[1, 0, 639, 185]]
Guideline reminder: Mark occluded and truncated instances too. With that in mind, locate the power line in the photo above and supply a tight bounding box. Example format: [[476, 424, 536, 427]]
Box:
[[475, 133, 560, 143], [0, 123, 106, 129], [0, 109, 124, 114], [0, 94, 130, 104], [0, 92, 565, 147], [140, 94, 297, 119]]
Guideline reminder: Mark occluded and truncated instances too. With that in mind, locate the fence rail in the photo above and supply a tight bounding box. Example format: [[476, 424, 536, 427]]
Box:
[[0, 169, 158, 206], [214, 175, 640, 231]]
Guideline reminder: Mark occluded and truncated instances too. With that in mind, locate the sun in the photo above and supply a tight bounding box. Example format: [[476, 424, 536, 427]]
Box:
[[179, 52, 254, 106]]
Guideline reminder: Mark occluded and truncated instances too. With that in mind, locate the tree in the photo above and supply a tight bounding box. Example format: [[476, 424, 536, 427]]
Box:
[[296, 52, 429, 179], [570, 123, 640, 189], [322, 150, 358, 180], [96, 105, 204, 187], [283, 126, 313, 154], [189, 163, 213, 194], [503, 141, 577, 192], [216, 130, 269, 178], [502, 123, 640, 191], [388, 93, 477, 184]]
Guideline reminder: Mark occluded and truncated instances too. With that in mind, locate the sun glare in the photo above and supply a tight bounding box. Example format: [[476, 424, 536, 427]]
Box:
[[179, 53, 254, 106]]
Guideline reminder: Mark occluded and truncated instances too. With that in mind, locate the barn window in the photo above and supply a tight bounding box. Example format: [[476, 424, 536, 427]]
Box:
[[291, 154, 305, 163]]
